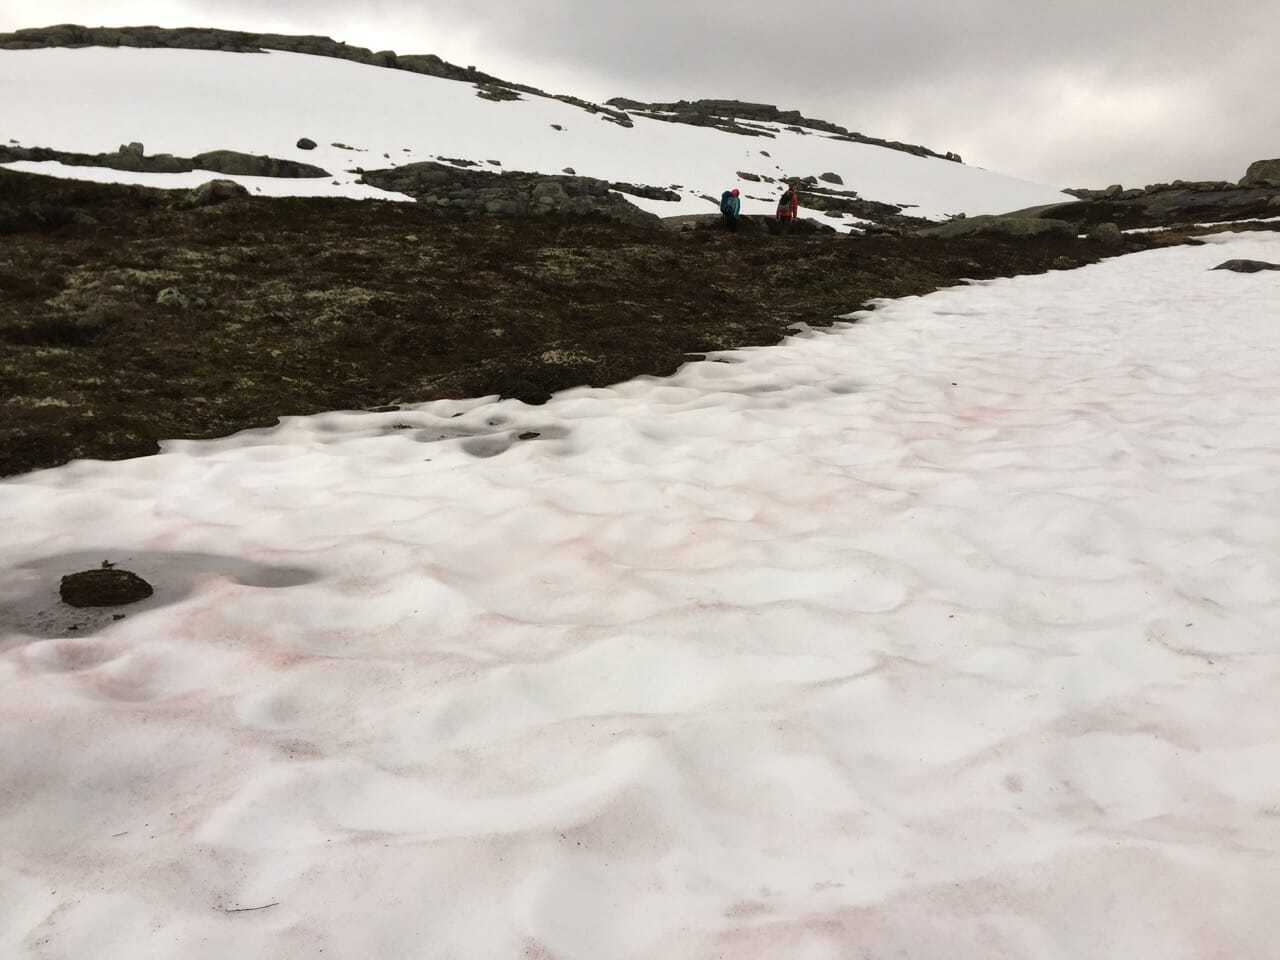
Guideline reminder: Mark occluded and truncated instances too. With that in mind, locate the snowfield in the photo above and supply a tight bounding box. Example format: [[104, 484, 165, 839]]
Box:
[[2, 232, 1278, 958], [0, 46, 1072, 222]]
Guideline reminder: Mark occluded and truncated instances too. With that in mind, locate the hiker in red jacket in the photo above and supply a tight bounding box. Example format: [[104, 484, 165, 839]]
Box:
[[776, 184, 799, 234]]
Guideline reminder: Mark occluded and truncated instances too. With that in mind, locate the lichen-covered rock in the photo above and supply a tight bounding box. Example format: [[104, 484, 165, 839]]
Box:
[[1240, 159, 1280, 188], [183, 179, 250, 206], [156, 286, 208, 308], [1086, 222, 1124, 244], [60, 568, 153, 607]]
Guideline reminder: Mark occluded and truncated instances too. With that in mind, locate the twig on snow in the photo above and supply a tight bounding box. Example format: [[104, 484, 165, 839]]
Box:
[[224, 902, 280, 914]]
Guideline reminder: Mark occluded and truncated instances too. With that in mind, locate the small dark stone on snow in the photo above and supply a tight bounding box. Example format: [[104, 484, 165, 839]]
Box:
[[518, 431, 541, 441], [1212, 259, 1280, 273], [296, 138, 317, 150], [60, 568, 154, 607]]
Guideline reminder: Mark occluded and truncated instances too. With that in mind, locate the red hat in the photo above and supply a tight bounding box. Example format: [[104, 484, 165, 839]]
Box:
[[731, 188, 739, 196]]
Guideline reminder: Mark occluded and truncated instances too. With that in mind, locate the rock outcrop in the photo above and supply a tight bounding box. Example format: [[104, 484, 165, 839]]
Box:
[[1029, 162, 1280, 231], [358, 162, 662, 227], [0, 143, 330, 178], [605, 97, 958, 161], [919, 216, 1075, 239]]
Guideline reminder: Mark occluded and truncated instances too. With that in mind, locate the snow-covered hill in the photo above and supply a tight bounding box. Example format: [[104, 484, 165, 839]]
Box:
[[0, 45, 1071, 223]]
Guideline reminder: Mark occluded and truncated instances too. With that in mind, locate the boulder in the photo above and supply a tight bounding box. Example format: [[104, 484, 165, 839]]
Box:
[[183, 179, 250, 206], [1086, 222, 1124, 245], [60, 568, 153, 607], [296, 137, 317, 150], [1211, 259, 1280, 273], [819, 171, 843, 185], [1240, 159, 1280, 188]]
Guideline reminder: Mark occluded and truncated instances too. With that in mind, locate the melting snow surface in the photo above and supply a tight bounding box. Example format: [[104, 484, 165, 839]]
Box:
[[2, 233, 1279, 957], [0, 47, 1072, 221]]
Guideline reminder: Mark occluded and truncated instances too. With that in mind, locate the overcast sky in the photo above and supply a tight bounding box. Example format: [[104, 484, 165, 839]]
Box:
[[3, 0, 1276, 188]]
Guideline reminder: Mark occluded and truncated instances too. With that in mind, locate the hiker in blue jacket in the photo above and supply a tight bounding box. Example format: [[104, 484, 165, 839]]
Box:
[[719, 188, 741, 232]]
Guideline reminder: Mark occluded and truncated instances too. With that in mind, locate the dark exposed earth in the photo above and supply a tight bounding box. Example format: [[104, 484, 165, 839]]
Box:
[[1, 167, 1273, 478]]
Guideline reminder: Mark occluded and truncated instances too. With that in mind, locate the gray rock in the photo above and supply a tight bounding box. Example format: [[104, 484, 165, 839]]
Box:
[[183, 179, 250, 206], [561, 167, 575, 175], [156, 287, 209, 308], [297, 137, 317, 150], [1211, 259, 1280, 273], [1104, 184, 1125, 198], [1240, 159, 1280, 188], [194, 150, 330, 178], [819, 171, 843, 184], [1087, 222, 1124, 244]]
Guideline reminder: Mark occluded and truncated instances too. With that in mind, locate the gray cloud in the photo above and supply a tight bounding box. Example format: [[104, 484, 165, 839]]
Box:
[[3, 0, 1277, 187]]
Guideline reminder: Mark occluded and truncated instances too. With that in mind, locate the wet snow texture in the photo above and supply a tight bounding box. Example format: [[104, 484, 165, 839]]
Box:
[[2, 234, 1280, 958]]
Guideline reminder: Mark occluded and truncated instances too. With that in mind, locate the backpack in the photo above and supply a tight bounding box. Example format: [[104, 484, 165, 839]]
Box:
[[720, 191, 735, 214], [777, 190, 794, 212]]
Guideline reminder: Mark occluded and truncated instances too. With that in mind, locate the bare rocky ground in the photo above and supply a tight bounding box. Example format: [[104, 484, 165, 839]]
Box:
[[2, 168, 1268, 478]]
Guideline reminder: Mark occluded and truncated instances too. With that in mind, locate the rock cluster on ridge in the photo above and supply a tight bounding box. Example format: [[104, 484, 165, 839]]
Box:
[[0, 142, 330, 178]]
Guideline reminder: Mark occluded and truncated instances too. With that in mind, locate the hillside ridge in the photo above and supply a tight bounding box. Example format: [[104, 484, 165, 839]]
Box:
[[0, 24, 956, 161]]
